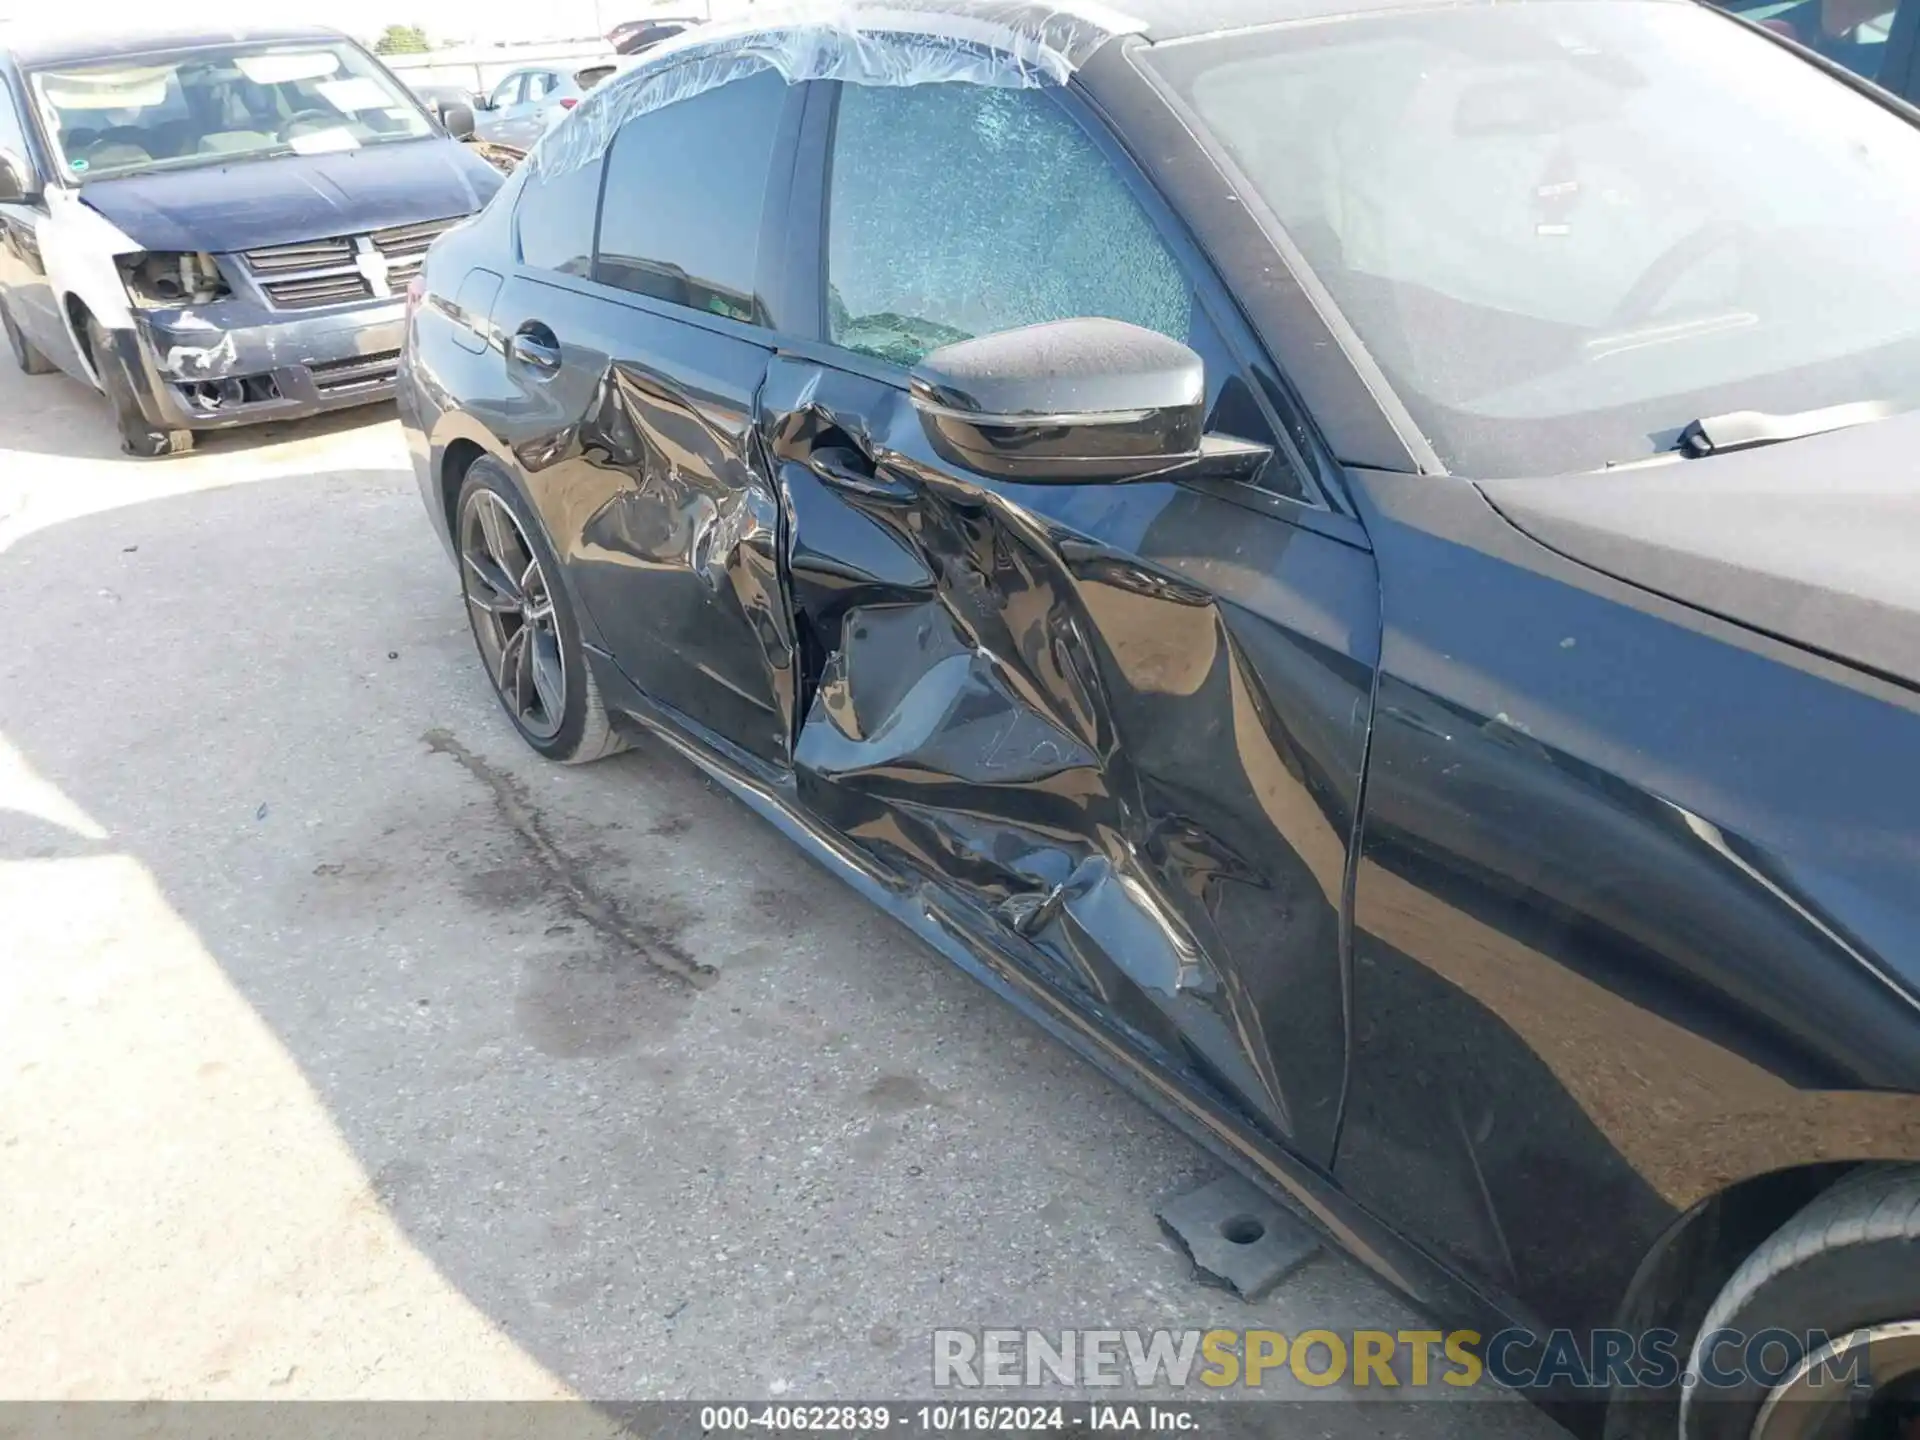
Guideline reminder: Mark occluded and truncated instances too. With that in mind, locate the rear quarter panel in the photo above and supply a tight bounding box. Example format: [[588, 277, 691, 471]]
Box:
[[401, 190, 521, 555]]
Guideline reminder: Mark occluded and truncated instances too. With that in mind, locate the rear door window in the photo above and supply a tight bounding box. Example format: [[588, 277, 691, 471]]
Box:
[[593, 66, 787, 324], [516, 153, 604, 277]]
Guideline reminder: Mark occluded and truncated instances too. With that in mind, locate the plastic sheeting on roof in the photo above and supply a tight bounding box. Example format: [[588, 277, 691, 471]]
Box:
[[531, 1, 1143, 178]]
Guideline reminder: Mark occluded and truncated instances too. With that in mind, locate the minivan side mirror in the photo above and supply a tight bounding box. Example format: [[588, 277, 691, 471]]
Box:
[[441, 102, 476, 140], [0, 150, 41, 203], [908, 318, 1268, 484]]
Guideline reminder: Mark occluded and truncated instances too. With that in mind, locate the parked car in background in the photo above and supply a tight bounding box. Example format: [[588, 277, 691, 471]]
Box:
[[401, 3, 1920, 1437], [471, 62, 619, 150], [0, 21, 502, 454], [607, 16, 698, 54], [394, 80, 522, 171], [1712, 0, 1918, 92], [405, 78, 477, 127]]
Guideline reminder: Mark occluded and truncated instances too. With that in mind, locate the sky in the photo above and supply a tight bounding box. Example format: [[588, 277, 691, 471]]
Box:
[[0, 0, 732, 45]]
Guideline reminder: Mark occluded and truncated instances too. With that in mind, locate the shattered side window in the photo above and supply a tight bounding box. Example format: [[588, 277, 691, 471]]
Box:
[[826, 82, 1192, 368]]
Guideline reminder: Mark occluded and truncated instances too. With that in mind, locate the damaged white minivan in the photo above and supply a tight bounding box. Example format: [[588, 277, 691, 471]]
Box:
[[0, 21, 500, 454]]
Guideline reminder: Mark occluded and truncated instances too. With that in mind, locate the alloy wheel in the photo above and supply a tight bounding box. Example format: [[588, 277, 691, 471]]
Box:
[[459, 488, 567, 741], [1748, 1321, 1920, 1440]]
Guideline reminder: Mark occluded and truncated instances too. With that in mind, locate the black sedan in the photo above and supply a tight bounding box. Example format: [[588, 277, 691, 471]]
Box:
[[399, 2, 1920, 1434]]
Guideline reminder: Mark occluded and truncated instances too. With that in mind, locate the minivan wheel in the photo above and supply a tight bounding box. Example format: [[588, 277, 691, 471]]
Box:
[[1681, 1166, 1920, 1440], [455, 459, 625, 765], [1, 295, 55, 375], [84, 316, 191, 457]]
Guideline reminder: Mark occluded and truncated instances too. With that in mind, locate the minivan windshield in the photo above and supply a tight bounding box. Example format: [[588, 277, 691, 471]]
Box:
[[28, 41, 435, 182], [1145, 1, 1920, 476]]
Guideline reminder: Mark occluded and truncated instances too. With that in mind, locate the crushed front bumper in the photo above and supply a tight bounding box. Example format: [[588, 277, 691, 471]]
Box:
[[115, 296, 407, 433]]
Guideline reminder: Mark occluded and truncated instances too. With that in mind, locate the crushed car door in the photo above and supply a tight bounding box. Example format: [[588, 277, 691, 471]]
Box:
[[482, 67, 801, 769], [760, 78, 1381, 1165]]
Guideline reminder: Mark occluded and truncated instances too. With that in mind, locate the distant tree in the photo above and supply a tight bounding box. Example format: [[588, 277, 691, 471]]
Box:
[[374, 24, 431, 54]]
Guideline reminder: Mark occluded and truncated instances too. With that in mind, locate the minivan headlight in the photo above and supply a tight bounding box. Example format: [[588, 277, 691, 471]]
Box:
[[117, 252, 231, 309]]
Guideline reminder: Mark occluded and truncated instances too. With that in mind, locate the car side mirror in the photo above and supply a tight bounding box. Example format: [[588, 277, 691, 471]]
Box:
[[0, 150, 41, 203], [441, 102, 476, 139], [908, 318, 1268, 485]]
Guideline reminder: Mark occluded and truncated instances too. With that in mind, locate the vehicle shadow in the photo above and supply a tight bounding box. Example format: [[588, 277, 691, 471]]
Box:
[[0, 467, 1567, 1433]]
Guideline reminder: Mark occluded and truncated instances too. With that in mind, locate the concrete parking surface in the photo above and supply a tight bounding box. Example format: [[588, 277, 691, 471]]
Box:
[[0, 355, 1563, 1436]]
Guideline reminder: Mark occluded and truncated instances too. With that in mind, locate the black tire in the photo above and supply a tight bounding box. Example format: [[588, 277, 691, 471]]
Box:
[[1, 293, 56, 375], [84, 315, 192, 458], [1682, 1165, 1920, 1440], [455, 458, 625, 765]]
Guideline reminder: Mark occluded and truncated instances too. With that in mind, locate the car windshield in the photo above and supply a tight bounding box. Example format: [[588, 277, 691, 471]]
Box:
[[1145, 0, 1920, 476], [28, 41, 435, 181]]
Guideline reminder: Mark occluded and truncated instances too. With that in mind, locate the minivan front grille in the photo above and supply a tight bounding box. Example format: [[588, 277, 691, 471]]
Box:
[[242, 237, 356, 273], [368, 216, 459, 257], [262, 273, 373, 310], [239, 215, 464, 313]]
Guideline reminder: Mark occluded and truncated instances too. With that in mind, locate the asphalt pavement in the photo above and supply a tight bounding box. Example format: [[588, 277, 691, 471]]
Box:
[[0, 354, 1563, 1436]]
